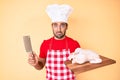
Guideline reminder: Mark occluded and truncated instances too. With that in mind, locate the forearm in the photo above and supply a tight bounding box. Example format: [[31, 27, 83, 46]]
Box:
[[34, 61, 44, 70]]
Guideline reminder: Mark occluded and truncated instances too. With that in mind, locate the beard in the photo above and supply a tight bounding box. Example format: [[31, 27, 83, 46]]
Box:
[[53, 31, 66, 39]]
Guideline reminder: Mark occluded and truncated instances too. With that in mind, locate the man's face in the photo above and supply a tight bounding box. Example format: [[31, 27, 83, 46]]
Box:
[[52, 22, 68, 39]]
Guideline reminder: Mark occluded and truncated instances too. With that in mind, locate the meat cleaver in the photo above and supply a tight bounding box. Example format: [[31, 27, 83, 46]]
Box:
[[23, 35, 33, 54]]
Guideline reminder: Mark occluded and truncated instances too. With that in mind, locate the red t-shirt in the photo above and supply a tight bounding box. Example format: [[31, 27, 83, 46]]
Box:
[[39, 36, 80, 58]]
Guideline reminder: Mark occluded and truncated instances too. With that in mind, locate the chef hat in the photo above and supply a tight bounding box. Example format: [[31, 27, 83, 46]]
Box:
[[46, 4, 73, 23]]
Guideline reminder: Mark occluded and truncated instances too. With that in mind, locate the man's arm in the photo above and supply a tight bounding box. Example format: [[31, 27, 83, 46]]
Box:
[[34, 57, 46, 70], [28, 53, 46, 70]]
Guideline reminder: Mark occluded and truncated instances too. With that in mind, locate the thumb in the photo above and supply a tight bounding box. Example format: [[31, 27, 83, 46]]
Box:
[[32, 53, 39, 63]]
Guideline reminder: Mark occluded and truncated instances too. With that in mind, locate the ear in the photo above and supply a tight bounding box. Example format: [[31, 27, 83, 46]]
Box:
[[66, 26, 68, 30]]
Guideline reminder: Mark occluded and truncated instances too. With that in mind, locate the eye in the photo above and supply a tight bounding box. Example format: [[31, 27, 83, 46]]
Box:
[[53, 23, 57, 26], [52, 23, 58, 28], [61, 23, 66, 26], [61, 23, 66, 28]]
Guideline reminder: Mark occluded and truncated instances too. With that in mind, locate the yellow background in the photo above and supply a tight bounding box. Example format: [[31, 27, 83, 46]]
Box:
[[0, 0, 120, 80]]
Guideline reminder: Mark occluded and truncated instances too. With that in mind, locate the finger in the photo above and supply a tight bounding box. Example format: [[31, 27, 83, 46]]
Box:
[[28, 57, 35, 61], [31, 53, 38, 61], [28, 59, 36, 65], [28, 53, 36, 59], [28, 56, 34, 60], [32, 53, 38, 58], [28, 53, 33, 58], [28, 60, 35, 64], [28, 55, 37, 63]]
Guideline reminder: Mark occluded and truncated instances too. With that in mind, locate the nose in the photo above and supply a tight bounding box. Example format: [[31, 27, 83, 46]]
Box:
[[57, 25, 61, 31]]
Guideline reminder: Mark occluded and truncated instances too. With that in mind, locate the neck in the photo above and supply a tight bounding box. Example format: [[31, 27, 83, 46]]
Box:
[[54, 36, 66, 40]]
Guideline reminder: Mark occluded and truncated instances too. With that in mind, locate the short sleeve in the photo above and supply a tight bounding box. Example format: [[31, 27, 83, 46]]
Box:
[[39, 40, 48, 58]]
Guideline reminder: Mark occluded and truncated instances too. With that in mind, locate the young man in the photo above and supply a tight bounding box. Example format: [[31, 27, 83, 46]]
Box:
[[28, 4, 80, 80]]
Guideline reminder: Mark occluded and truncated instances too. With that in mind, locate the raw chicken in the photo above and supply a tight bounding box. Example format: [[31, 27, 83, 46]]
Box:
[[68, 48, 102, 64]]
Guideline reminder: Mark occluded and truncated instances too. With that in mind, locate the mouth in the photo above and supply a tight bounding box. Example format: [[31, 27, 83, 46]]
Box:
[[56, 32, 62, 35]]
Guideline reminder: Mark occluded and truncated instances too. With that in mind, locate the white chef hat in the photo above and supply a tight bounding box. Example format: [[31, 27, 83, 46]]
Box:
[[46, 4, 73, 23]]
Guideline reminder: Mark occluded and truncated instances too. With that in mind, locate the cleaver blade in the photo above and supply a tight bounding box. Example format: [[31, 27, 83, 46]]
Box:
[[23, 35, 33, 53]]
